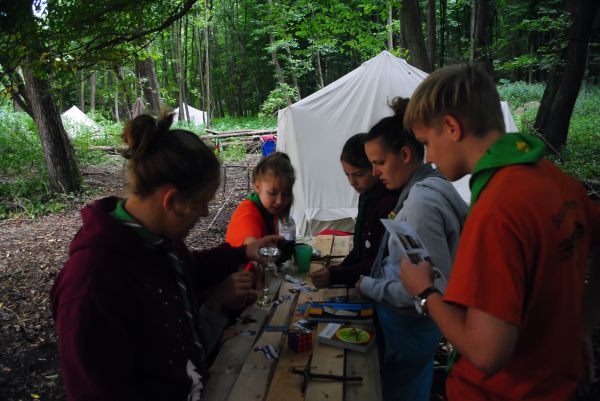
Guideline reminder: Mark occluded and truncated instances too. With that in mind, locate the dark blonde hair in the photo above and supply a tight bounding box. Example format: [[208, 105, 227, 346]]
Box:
[[403, 64, 505, 136], [365, 97, 424, 160], [252, 152, 296, 189], [121, 112, 220, 200]]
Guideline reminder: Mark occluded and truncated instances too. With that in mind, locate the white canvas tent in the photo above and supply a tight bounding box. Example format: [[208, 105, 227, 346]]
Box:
[[173, 104, 208, 126], [61, 106, 102, 138], [132, 97, 146, 118], [277, 51, 518, 236]]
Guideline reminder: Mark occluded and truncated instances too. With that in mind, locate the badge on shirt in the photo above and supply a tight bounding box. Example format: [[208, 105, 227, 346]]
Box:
[[365, 240, 371, 249]]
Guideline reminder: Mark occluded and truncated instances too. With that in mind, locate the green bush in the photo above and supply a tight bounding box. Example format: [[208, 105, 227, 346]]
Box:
[[219, 140, 247, 162], [497, 81, 545, 107], [259, 83, 299, 118], [499, 82, 600, 182]]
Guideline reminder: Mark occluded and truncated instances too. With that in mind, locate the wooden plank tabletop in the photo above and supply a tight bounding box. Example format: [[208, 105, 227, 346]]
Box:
[[204, 235, 381, 401]]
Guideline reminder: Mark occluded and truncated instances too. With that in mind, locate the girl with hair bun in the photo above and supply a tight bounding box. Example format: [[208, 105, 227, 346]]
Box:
[[358, 97, 468, 401], [50, 113, 280, 401]]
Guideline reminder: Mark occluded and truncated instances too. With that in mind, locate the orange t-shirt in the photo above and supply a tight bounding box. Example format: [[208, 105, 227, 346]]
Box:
[[225, 199, 276, 247], [445, 160, 600, 401]]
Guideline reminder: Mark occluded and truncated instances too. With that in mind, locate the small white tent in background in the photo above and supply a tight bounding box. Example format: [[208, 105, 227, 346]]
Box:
[[173, 104, 207, 126], [132, 97, 146, 118], [61, 106, 102, 138], [277, 50, 519, 236]]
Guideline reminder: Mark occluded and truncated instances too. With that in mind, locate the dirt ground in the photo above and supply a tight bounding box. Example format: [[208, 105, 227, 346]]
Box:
[[1, 154, 598, 401], [0, 155, 259, 401]]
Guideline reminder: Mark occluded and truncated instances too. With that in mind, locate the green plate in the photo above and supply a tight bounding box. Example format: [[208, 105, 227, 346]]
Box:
[[335, 327, 371, 344]]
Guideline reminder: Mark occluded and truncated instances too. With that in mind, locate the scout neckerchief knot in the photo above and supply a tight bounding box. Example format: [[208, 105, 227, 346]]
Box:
[[111, 199, 206, 360], [247, 192, 278, 235], [469, 133, 545, 207]]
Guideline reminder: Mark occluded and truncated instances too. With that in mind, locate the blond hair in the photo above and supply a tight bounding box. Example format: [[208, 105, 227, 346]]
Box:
[[404, 64, 505, 137]]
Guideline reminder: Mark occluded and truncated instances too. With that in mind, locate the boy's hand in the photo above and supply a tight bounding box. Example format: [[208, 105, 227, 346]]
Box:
[[310, 267, 331, 288], [211, 271, 258, 310], [399, 256, 434, 296]]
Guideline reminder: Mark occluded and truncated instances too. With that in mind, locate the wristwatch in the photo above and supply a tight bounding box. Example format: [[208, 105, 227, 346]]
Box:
[[414, 286, 441, 315]]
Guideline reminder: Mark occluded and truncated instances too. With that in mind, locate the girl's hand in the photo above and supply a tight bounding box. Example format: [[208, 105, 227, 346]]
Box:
[[245, 235, 283, 264]]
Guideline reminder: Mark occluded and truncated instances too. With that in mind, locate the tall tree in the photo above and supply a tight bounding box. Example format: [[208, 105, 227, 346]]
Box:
[[89, 71, 96, 112], [22, 57, 81, 193], [534, 0, 599, 151], [470, 0, 494, 74], [400, 0, 432, 72], [0, 0, 197, 194], [427, 0, 436, 69], [135, 49, 162, 116], [204, 0, 212, 127], [79, 70, 85, 112], [387, 0, 394, 51]]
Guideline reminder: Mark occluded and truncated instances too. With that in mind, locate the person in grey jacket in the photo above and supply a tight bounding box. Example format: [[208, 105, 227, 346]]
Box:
[[359, 97, 468, 401]]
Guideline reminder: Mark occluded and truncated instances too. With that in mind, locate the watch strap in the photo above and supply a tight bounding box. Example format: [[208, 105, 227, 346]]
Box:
[[417, 286, 441, 300]]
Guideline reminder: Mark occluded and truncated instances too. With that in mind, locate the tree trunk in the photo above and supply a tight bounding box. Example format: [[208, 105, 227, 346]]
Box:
[[387, 0, 394, 51], [159, 33, 170, 90], [285, 46, 301, 100], [22, 58, 81, 193], [89, 71, 96, 112], [439, 0, 446, 66], [2, 71, 33, 116], [267, 0, 291, 105], [116, 66, 133, 120], [427, 0, 436, 69], [135, 52, 162, 116], [400, 0, 432, 72], [79, 70, 85, 112], [315, 51, 325, 88], [533, 0, 598, 151], [193, 8, 206, 119], [470, 0, 493, 75], [204, 0, 212, 127]]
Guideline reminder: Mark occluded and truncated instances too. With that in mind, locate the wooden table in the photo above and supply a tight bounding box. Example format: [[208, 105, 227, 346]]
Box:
[[203, 235, 382, 401]]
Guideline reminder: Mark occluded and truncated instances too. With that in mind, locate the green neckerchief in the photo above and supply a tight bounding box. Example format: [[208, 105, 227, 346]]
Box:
[[110, 199, 206, 360], [247, 192, 277, 235], [469, 133, 545, 207], [111, 199, 163, 245]]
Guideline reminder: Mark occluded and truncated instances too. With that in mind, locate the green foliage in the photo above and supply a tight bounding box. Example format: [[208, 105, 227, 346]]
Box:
[[0, 107, 120, 219], [219, 140, 247, 162], [548, 85, 600, 180], [498, 81, 545, 108], [259, 83, 299, 118], [0, 107, 58, 218], [211, 116, 277, 131], [498, 82, 600, 181]]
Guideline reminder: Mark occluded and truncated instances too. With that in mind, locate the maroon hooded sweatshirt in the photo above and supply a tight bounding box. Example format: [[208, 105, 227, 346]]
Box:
[[50, 197, 247, 401], [328, 182, 398, 286]]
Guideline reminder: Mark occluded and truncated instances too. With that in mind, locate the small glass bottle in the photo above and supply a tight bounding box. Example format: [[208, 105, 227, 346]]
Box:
[[278, 216, 296, 272]]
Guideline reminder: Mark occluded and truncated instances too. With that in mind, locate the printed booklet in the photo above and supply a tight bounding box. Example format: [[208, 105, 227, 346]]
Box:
[[317, 323, 375, 353], [379, 218, 447, 292]]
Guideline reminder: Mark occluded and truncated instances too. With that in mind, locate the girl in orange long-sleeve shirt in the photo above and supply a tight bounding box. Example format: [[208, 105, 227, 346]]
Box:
[[226, 152, 296, 246]]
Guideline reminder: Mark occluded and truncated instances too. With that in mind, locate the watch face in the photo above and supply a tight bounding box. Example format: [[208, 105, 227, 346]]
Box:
[[414, 298, 425, 315]]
